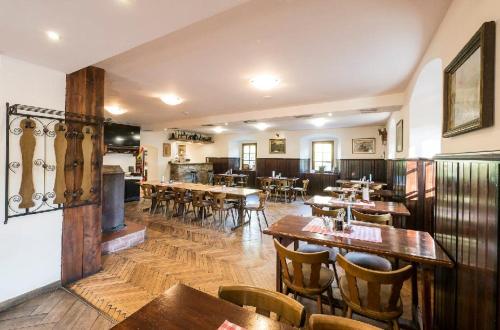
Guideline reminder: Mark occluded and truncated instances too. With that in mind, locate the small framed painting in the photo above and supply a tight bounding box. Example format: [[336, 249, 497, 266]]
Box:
[[396, 120, 404, 152], [269, 138, 286, 154], [443, 21, 495, 137], [163, 143, 171, 157], [352, 138, 376, 154]]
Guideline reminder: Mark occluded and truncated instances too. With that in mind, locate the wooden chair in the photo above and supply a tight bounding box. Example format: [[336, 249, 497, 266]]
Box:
[[329, 191, 341, 198], [244, 191, 269, 231], [218, 285, 306, 328], [274, 179, 291, 203], [152, 186, 174, 216], [260, 178, 275, 195], [213, 175, 224, 185], [292, 179, 309, 201], [342, 182, 361, 189], [274, 239, 335, 314], [297, 205, 343, 284], [369, 183, 383, 191], [191, 190, 212, 226], [237, 175, 248, 187], [170, 187, 192, 221], [140, 184, 156, 214], [309, 314, 382, 330], [210, 192, 236, 230], [352, 209, 392, 226], [336, 254, 413, 330], [224, 176, 235, 187]]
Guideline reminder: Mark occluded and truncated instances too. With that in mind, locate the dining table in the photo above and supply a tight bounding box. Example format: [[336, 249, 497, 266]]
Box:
[[323, 186, 374, 194], [336, 179, 387, 186], [111, 283, 292, 330], [141, 181, 261, 230], [263, 215, 454, 330]]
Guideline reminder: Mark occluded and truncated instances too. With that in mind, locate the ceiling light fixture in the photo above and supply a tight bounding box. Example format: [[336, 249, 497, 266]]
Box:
[[46, 31, 61, 42], [104, 105, 127, 115], [250, 75, 280, 91], [160, 94, 184, 106], [253, 122, 270, 131], [310, 117, 328, 127], [213, 126, 226, 134], [328, 112, 333, 117]]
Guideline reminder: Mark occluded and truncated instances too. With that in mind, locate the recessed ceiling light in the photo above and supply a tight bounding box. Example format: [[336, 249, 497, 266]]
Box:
[[250, 75, 280, 91], [224, 122, 228, 126], [310, 118, 328, 127], [104, 105, 127, 115], [328, 112, 333, 117], [46, 31, 61, 42], [254, 122, 270, 131], [160, 94, 184, 106], [213, 126, 226, 134], [263, 95, 272, 99]]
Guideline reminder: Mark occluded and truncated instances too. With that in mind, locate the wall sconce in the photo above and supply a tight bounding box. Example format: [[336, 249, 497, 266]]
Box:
[[378, 128, 387, 145]]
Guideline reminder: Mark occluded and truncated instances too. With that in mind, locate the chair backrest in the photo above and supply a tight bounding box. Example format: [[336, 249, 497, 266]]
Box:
[[239, 176, 248, 186], [352, 209, 392, 226], [341, 182, 360, 189], [214, 175, 224, 185], [141, 184, 154, 199], [329, 191, 341, 198], [369, 183, 383, 191], [210, 192, 227, 210], [225, 176, 234, 186], [191, 190, 206, 207], [273, 239, 329, 289], [276, 179, 289, 189], [336, 254, 413, 313], [308, 314, 381, 330], [258, 191, 269, 209], [172, 187, 187, 203], [218, 285, 306, 328], [311, 205, 343, 217], [156, 186, 169, 200], [301, 179, 310, 190]]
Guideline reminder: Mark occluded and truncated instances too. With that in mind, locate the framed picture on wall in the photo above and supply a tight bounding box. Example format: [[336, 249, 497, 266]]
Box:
[[162, 143, 171, 157], [352, 138, 376, 154], [396, 120, 404, 152], [178, 144, 186, 156], [443, 21, 495, 137], [269, 138, 286, 154]]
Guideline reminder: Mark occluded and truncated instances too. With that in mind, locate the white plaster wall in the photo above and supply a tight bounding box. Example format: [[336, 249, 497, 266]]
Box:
[[400, 0, 500, 155], [0, 55, 65, 303], [103, 153, 136, 172]]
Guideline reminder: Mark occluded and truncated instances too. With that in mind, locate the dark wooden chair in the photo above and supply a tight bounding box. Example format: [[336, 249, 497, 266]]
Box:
[[210, 192, 236, 230], [191, 190, 212, 226], [140, 184, 156, 214], [170, 187, 192, 221], [152, 186, 174, 216], [274, 179, 291, 203], [213, 175, 224, 185], [218, 285, 306, 328], [260, 178, 275, 195], [292, 179, 309, 201], [309, 314, 381, 330], [337, 254, 413, 330], [274, 239, 335, 314], [244, 191, 269, 231], [352, 209, 392, 226]]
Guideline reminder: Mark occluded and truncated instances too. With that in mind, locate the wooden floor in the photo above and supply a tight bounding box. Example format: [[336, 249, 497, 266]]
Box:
[[1, 196, 416, 329], [0, 289, 114, 329]]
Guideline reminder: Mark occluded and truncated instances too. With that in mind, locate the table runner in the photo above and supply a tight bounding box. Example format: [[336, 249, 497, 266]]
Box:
[[302, 217, 382, 243]]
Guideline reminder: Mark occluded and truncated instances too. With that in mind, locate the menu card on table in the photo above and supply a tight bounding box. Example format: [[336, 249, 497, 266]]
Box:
[[302, 217, 382, 243]]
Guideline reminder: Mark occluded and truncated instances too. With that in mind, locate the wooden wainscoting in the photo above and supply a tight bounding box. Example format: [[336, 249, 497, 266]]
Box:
[[434, 154, 499, 330], [299, 172, 339, 195], [255, 158, 307, 178], [339, 159, 386, 181], [206, 157, 240, 174], [62, 66, 104, 284]]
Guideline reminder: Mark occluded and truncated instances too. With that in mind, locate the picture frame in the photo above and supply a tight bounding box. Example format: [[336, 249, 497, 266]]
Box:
[[443, 21, 495, 137], [352, 138, 376, 154], [269, 138, 286, 154], [396, 120, 403, 152], [163, 143, 171, 157]]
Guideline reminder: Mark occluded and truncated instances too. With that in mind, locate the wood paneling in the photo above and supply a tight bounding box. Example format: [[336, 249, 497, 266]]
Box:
[[62, 66, 104, 284], [434, 154, 499, 330], [339, 159, 386, 182], [206, 157, 239, 174], [256, 158, 305, 179], [299, 173, 338, 195], [233, 169, 256, 188]]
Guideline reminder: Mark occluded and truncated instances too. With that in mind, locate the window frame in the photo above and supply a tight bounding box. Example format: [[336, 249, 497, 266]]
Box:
[[241, 143, 257, 170], [312, 140, 335, 172]]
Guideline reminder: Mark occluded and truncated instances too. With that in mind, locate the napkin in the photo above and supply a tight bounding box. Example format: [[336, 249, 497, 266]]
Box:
[[218, 320, 246, 330]]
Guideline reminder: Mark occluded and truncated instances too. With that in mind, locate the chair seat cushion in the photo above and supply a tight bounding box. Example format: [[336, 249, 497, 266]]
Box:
[[339, 276, 403, 318], [285, 262, 334, 292], [297, 244, 338, 262], [344, 252, 392, 271]]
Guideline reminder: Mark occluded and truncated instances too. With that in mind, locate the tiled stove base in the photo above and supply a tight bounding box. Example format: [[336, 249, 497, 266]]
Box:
[[101, 222, 146, 254]]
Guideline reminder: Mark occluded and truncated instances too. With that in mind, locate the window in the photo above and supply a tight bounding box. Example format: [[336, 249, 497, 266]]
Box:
[[312, 141, 334, 171], [242, 143, 257, 170]]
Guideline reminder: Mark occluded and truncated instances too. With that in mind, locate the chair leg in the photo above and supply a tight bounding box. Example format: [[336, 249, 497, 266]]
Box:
[[256, 211, 262, 232], [391, 320, 400, 330], [345, 306, 353, 319], [331, 262, 340, 288], [316, 295, 323, 314], [261, 210, 269, 227], [327, 286, 335, 315]]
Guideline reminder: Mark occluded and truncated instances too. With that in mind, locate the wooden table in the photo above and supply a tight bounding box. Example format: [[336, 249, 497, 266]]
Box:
[[323, 186, 374, 194], [112, 283, 292, 330], [305, 195, 410, 217], [336, 179, 387, 186], [141, 181, 261, 229], [263, 215, 453, 330]]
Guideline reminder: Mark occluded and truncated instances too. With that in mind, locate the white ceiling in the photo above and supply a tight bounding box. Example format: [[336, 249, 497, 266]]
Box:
[[0, 0, 246, 73], [188, 109, 394, 135], [97, 0, 451, 128]]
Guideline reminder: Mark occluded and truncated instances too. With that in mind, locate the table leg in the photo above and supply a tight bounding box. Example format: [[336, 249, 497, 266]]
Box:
[[276, 237, 283, 293], [411, 262, 419, 326], [421, 267, 433, 330], [230, 196, 250, 231]]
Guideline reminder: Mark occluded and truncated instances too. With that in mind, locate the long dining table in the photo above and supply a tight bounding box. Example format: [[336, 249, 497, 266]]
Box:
[[141, 181, 261, 229], [263, 215, 453, 330]]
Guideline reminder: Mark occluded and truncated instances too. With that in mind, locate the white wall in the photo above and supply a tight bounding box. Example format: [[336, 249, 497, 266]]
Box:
[[0, 55, 65, 303], [103, 153, 136, 173], [390, 0, 500, 157]]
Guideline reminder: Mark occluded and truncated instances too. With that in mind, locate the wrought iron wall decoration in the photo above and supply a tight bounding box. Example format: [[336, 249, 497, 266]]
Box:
[[4, 103, 103, 224]]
